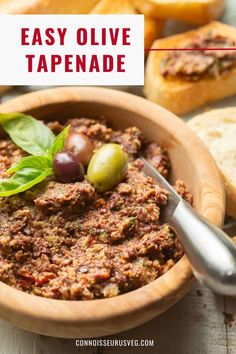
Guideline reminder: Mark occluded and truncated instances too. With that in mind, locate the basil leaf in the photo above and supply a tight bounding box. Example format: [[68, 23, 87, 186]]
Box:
[[0, 113, 55, 156], [49, 125, 70, 157], [0, 167, 53, 197], [7, 155, 52, 174]]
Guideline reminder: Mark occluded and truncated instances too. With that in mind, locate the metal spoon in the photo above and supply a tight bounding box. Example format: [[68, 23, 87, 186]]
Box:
[[141, 157, 236, 296]]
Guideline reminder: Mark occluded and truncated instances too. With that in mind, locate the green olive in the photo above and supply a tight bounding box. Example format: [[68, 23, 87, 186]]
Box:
[[87, 143, 128, 192]]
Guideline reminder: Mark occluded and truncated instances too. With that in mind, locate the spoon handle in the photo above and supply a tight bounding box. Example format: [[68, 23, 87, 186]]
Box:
[[169, 200, 236, 296]]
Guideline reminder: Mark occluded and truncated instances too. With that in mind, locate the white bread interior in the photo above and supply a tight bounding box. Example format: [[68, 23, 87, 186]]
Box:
[[188, 107, 236, 219]]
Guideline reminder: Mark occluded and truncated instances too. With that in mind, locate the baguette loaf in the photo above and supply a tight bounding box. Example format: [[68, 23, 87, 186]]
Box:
[[134, 0, 225, 25], [91, 0, 164, 50], [188, 107, 236, 219], [145, 22, 236, 115]]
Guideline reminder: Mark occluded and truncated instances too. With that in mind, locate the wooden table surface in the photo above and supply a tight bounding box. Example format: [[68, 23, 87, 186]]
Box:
[[1, 1, 236, 352], [0, 281, 235, 354]]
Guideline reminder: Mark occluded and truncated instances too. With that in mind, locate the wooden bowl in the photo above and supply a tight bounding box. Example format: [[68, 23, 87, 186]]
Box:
[[0, 87, 225, 338]]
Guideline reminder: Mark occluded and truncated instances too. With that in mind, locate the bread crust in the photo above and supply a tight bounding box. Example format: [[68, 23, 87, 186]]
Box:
[[0, 0, 99, 14], [134, 0, 225, 25], [0, 0, 45, 13], [145, 22, 236, 115], [91, 0, 136, 14], [0, 86, 10, 95], [144, 17, 164, 50], [188, 107, 236, 219], [224, 175, 236, 219], [91, 0, 164, 49]]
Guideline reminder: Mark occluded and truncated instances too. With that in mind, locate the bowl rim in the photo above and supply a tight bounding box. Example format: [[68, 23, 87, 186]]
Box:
[[0, 87, 225, 337]]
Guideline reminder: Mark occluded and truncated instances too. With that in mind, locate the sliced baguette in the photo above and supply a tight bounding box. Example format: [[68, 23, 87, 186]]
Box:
[[144, 17, 164, 50], [134, 0, 225, 25], [42, 0, 99, 14], [0, 0, 47, 13], [188, 107, 236, 219], [91, 0, 137, 14], [91, 0, 164, 50], [145, 22, 236, 115], [0, 0, 99, 14]]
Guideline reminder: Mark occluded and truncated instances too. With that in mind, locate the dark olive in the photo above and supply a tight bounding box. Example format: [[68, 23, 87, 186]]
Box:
[[65, 132, 94, 166], [53, 151, 84, 183]]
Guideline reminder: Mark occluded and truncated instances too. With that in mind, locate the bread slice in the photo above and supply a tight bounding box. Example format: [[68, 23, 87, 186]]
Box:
[[42, 0, 100, 14], [91, 0, 164, 50], [91, 0, 137, 14], [0, 0, 99, 14], [134, 0, 225, 25], [188, 107, 236, 219], [144, 17, 164, 50], [0, 0, 46, 13], [145, 22, 236, 115]]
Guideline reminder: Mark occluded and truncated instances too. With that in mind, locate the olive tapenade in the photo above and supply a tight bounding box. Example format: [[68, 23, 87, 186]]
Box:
[[161, 33, 236, 82], [0, 117, 192, 300]]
